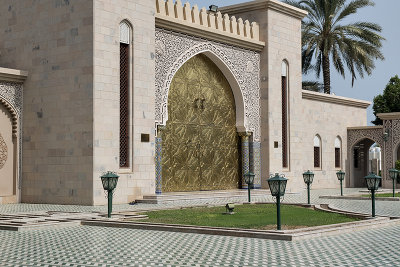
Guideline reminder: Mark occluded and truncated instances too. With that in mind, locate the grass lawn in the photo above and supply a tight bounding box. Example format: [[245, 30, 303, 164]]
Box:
[[362, 193, 400, 198], [139, 204, 358, 230]]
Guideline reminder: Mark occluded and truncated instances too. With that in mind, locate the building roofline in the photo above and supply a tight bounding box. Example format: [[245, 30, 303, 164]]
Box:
[[302, 90, 371, 109], [377, 112, 400, 120], [348, 126, 383, 130], [220, 0, 308, 19]]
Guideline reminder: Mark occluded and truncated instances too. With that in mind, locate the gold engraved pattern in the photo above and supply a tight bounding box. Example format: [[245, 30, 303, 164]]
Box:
[[0, 133, 7, 170], [162, 54, 239, 192]]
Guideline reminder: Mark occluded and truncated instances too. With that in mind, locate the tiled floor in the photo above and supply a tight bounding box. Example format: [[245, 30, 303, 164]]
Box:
[[1, 188, 400, 266]]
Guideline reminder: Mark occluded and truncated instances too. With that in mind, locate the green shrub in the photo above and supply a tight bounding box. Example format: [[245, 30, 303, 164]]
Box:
[[396, 160, 400, 171]]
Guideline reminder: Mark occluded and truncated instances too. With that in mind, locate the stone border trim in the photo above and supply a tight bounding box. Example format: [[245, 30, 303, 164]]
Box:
[[155, 0, 265, 51], [302, 90, 371, 108], [82, 203, 400, 241], [320, 195, 400, 202], [378, 112, 400, 120], [0, 67, 28, 83], [220, 0, 308, 20]]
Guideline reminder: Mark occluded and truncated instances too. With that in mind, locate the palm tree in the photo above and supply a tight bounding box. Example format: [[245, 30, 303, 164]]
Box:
[[285, 0, 385, 94]]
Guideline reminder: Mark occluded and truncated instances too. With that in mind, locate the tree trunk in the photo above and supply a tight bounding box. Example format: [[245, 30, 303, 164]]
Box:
[[322, 54, 331, 94]]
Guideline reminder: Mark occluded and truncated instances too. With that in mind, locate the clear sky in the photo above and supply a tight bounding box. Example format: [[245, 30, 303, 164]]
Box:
[[189, 0, 400, 125]]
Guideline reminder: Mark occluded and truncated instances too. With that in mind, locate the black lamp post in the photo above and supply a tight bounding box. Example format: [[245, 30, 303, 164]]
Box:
[[364, 172, 381, 217], [244, 172, 255, 203], [389, 168, 399, 197], [302, 170, 314, 204], [267, 173, 288, 230], [100, 171, 120, 218], [336, 170, 345, 196]]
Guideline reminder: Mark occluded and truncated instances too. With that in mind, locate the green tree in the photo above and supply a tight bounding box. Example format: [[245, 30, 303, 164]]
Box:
[[285, 0, 385, 94], [372, 75, 400, 125]]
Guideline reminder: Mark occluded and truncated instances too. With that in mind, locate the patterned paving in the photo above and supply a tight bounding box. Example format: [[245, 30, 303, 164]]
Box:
[[1, 188, 400, 266], [1, 224, 400, 266]]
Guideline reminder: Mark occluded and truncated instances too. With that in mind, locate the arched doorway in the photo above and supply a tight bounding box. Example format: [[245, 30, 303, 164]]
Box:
[[0, 104, 16, 198], [161, 54, 239, 192], [350, 138, 380, 187]]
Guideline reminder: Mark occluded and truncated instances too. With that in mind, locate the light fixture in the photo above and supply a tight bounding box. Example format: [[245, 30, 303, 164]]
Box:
[[244, 172, 255, 203], [267, 173, 288, 230], [209, 5, 218, 13], [100, 171, 120, 218], [364, 172, 381, 217], [336, 170, 345, 196]]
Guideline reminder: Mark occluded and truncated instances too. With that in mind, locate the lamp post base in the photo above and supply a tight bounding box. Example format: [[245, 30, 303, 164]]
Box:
[[107, 190, 112, 218]]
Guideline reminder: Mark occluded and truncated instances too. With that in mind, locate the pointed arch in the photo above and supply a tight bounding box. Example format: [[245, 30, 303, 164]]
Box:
[[314, 134, 322, 169], [161, 47, 246, 133], [335, 136, 342, 168]]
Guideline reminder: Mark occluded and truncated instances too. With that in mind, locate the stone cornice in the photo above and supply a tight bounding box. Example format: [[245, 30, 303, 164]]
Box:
[[155, 15, 265, 51], [220, 0, 308, 20], [377, 112, 400, 120], [302, 90, 371, 109], [348, 126, 383, 130], [0, 67, 28, 83]]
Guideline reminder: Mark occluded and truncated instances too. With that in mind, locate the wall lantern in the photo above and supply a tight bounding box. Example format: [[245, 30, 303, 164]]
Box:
[[209, 5, 219, 13], [267, 173, 288, 230], [389, 168, 400, 197], [244, 172, 255, 203], [101, 171, 120, 218], [364, 172, 381, 217], [383, 129, 390, 142], [336, 170, 345, 196], [302, 170, 314, 205]]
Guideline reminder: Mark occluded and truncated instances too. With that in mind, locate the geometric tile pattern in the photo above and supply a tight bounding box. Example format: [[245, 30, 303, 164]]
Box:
[[155, 136, 162, 194], [240, 133, 250, 189], [1, 223, 400, 266], [250, 141, 261, 188], [2, 188, 400, 266]]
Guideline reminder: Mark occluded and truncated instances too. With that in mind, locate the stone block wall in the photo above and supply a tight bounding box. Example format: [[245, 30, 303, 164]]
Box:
[[93, 0, 156, 205], [0, 0, 94, 204], [221, 1, 369, 192]]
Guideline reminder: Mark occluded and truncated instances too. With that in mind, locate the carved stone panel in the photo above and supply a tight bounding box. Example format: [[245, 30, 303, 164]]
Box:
[[155, 29, 261, 141], [0, 133, 7, 169]]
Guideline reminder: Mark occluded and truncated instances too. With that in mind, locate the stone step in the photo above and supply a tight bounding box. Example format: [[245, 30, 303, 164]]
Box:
[[137, 189, 270, 204]]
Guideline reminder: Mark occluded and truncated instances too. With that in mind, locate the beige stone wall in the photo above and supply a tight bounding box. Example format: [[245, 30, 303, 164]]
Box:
[[0, 0, 94, 204], [221, 2, 368, 192], [292, 98, 367, 191], [93, 0, 155, 205], [0, 104, 15, 202]]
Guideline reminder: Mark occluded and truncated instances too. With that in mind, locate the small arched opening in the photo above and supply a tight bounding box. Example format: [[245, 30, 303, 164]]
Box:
[[350, 138, 381, 188]]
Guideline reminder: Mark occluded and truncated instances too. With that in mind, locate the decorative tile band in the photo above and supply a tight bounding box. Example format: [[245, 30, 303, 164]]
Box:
[[251, 141, 261, 188], [240, 133, 250, 188], [155, 137, 163, 194]]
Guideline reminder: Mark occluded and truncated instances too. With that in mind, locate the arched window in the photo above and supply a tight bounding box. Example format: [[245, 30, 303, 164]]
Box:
[[314, 135, 321, 168], [282, 61, 289, 168], [335, 137, 342, 168], [120, 21, 131, 168]]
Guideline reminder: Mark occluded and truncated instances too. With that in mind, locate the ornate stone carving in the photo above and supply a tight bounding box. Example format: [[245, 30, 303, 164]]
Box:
[[155, 29, 261, 141], [0, 81, 22, 118], [0, 133, 7, 169], [347, 128, 384, 149], [0, 80, 23, 189]]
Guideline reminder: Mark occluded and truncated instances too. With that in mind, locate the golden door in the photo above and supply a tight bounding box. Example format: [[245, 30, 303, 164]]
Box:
[[162, 54, 239, 192]]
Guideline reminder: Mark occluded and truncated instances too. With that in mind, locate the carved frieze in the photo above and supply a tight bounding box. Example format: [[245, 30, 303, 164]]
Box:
[[0, 81, 22, 118], [0, 133, 7, 169], [155, 28, 261, 141]]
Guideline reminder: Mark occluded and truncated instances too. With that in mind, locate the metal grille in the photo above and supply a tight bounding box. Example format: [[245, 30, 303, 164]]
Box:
[[335, 147, 341, 168], [314, 146, 320, 168], [282, 76, 288, 168], [120, 43, 129, 168]]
